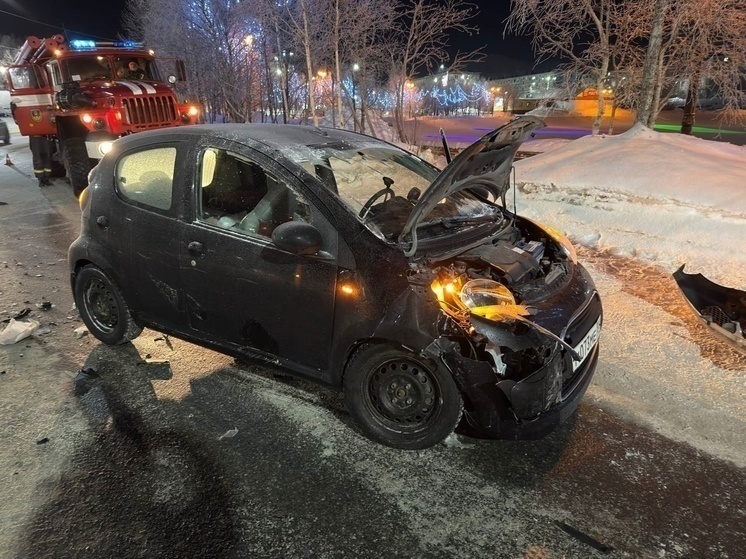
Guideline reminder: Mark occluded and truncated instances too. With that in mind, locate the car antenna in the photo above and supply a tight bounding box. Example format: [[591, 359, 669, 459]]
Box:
[[439, 128, 452, 164]]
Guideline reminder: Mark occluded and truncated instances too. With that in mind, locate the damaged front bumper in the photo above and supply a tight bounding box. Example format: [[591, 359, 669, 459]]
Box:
[[428, 277, 602, 440], [441, 342, 599, 440]]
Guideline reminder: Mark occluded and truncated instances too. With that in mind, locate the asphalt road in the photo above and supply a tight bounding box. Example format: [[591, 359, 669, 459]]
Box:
[[1, 129, 744, 559]]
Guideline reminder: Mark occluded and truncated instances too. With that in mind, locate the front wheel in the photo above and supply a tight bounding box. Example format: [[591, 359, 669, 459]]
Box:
[[74, 265, 142, 345], [343, 344, 463, 449]]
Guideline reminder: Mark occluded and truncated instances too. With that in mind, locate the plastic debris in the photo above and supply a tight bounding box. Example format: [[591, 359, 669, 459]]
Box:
[[35, 326, 52, 336], [441, 432, 474, 449], [73, 326, 89, 339], [73, 367, 99, 396], [38, 301, 53, 310], [0, 318, 40, 345], [12, 307, 32, 320], [555, 521, 613, 553], [218, 427, 238, 441]]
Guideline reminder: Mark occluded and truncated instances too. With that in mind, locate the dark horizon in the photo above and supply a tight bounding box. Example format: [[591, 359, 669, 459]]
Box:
[[1, 0, 541, 77]]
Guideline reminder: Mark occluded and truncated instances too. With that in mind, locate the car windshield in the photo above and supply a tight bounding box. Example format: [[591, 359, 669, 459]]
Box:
[[63, 56, 115, 82], [289, 143, 501, 243]]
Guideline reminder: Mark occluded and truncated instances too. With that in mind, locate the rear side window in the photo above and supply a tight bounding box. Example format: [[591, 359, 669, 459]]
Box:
[[116, 147, 176, 210]]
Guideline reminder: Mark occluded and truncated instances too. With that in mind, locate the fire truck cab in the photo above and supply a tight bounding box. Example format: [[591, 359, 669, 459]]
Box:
[[5, 35, 199, 195]]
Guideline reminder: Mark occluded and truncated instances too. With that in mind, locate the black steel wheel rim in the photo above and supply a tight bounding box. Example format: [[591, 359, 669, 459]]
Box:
[[366, 358, 440, 432], [84, 278, 119, 334]]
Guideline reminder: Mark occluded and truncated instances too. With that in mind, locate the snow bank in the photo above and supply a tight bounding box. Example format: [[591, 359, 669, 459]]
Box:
[[514, 126, 746, 287]]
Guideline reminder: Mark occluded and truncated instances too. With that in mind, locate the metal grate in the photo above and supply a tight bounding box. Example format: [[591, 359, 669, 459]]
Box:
[[702, 306, 731, 327], [122, 95, 178, 128]]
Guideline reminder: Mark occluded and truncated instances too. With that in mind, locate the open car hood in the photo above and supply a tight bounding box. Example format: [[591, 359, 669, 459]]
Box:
[[398, 116, 545, 249]]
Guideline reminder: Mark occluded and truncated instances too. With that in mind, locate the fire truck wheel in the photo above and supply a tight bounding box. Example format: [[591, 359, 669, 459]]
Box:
[[63, 137, 92, 196]]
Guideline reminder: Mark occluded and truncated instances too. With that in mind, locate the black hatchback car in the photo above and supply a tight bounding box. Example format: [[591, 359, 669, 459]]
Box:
[[69, 116, 602, 449]]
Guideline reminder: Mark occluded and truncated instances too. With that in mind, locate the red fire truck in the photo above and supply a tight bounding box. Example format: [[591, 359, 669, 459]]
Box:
[[5, 35, 199, 195]]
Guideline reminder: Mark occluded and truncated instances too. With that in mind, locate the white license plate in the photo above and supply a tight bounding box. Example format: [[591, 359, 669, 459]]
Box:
[[572, 317, 602, 371]]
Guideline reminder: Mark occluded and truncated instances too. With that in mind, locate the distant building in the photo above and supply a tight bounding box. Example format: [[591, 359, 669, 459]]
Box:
[[486, 71, 564, 113]]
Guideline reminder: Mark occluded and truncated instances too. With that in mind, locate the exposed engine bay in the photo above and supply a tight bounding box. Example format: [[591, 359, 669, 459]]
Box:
[[409, 217, 578, 397]]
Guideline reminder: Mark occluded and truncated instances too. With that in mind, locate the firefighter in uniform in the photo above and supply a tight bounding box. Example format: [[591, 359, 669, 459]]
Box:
[[29, 135, 52, 186]]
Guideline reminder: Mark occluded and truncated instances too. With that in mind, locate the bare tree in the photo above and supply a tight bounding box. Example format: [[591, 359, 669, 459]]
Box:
[[274, 0, 331, 126], [388, 0, 483, 143], [326, 0, 397, 133], [0, 35, 23, 75], [507, 0, 624, 136], [671, 0, 746, 132]]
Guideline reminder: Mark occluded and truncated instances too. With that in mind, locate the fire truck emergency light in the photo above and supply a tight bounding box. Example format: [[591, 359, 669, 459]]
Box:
[[70, 40, 97, 50]]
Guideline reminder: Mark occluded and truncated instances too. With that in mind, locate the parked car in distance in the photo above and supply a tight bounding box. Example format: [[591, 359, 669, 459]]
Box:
[[0, 117, 9, 145], [69, 117, 602, 449]]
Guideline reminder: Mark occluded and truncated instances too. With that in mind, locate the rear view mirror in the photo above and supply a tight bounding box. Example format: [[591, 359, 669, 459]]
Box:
[[271, 222, 322, 255]]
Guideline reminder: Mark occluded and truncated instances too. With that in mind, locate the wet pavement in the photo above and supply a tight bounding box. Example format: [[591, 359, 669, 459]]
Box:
[[8, 341, 745, 559], [1, 131, 744, 558]]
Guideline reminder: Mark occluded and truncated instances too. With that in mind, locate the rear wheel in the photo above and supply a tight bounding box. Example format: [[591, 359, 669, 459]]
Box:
[[344, 344, 463, 449], [62, 137, 92, 196], [74, 265, 142, 345]]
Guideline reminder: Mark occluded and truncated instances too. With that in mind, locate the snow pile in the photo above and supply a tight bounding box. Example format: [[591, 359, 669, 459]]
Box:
[[514, 125, 746, 287]]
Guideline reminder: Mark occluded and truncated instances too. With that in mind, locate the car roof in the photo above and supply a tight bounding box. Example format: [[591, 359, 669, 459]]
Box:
[[117, 123, 389, 152]]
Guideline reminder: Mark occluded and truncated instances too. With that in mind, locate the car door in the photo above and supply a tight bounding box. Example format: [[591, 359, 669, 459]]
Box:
[[113, 141, 188, 330], [180, 141, 339, 377]]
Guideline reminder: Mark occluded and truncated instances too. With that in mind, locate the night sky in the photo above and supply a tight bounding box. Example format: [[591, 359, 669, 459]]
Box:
[[0, 0, 539, 76]]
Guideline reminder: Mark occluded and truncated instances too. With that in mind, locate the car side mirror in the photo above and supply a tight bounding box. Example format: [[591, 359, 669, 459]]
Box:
[[271, 221, 322, 255]]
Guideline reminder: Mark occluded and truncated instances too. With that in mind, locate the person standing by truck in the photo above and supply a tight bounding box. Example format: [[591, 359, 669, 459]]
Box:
[[29, 135, 52, 186], [5, 35, 198, 197]]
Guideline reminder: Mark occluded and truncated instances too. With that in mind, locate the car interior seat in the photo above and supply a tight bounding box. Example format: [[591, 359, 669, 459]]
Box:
[[203, 153, 269, 218], [236, 176, 296, 235]]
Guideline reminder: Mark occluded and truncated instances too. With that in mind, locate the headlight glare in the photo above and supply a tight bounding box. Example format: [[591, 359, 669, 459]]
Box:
[[459, 279, 515, 309]]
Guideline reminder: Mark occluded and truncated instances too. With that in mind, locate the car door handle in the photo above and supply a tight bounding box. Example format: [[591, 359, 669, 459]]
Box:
[[188, 241, 203, 256]]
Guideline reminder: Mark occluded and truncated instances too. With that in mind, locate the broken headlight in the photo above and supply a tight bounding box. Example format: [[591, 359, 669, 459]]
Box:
[[459, 279, 515, 309]]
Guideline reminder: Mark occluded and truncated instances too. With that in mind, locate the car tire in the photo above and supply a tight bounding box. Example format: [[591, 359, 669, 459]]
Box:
[[343, 344, 463, 450], [62, 137, 92, 197], [1, 134, 8, 145], [74, 265, 143, 345]]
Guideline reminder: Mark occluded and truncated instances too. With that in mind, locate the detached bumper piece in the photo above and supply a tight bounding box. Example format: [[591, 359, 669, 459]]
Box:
[[673, 265, 746, 355]]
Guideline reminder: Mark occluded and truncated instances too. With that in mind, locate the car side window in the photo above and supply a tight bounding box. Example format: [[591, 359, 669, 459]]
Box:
[[116, 147, 176, 211], [198, 148, 311, 238]]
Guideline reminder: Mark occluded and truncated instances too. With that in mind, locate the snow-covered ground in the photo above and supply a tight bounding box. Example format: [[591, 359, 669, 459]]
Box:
[[511, 125, 746, 466]]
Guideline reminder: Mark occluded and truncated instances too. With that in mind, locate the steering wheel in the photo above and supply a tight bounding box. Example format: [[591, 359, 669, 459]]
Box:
[[359, 188, 393, 219]]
